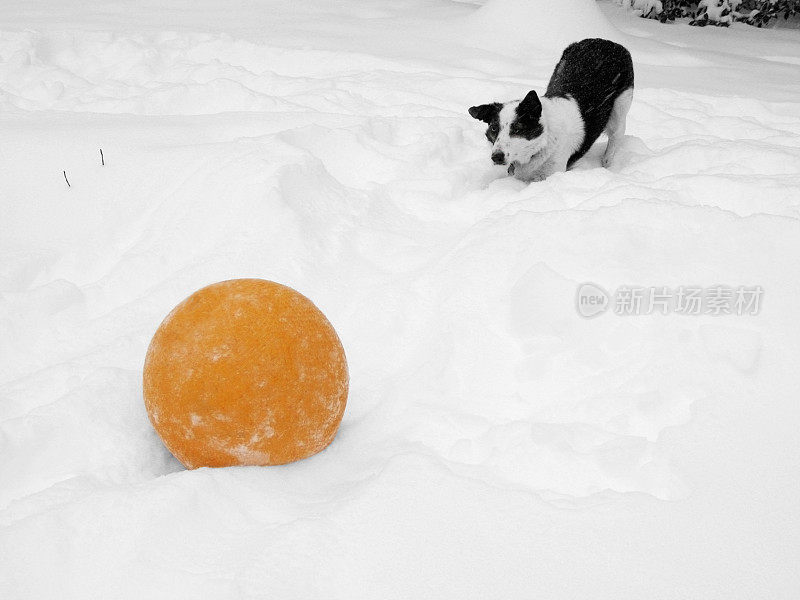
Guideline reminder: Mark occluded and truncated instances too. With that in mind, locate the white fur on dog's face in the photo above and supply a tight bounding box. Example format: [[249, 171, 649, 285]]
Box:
[[469, 93, 549, 171], [493, 101, 547, 166]]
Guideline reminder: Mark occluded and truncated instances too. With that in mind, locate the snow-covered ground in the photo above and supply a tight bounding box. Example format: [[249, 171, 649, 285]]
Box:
[[2, 0, 800, 597]]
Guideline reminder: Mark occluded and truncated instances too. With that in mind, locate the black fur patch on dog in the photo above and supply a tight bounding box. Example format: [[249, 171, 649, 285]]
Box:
[[469, 103, 502, 142], [510, 91, 544, 140], [544, 38, 634, 167]]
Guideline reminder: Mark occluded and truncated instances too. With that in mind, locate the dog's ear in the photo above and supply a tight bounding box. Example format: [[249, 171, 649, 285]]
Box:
[[468, 102, 502, 123], [518, 91, 542, 121]]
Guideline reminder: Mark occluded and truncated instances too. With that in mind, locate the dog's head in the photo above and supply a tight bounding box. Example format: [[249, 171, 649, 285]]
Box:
[[469, 91, 546, 170]]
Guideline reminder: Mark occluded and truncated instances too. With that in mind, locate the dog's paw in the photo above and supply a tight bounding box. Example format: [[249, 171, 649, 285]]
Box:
[[517, 172, 546, 183], [601, 152, 614, 169], [509, 161, 546, 182]]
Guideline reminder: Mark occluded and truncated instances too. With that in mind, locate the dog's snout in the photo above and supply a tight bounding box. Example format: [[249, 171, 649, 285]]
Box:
[[491, 151, 505, 165]]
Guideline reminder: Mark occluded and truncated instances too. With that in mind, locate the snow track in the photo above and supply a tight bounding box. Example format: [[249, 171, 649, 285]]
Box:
[[2, 1, 800, 598]]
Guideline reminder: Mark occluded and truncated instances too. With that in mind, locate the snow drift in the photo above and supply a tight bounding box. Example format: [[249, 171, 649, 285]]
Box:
[[464, 0, 617, 54]]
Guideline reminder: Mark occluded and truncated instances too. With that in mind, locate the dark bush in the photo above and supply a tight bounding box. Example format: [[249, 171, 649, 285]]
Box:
[[635, 0, 799, 27]]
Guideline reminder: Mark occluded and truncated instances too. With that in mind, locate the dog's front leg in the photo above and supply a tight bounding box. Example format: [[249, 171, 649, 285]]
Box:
[[512, 155, 565, 182], [510, 159, 547, 182]]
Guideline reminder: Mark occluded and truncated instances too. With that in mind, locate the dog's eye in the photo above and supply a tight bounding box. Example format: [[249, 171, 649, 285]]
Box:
[[509, 122, 542, 140]]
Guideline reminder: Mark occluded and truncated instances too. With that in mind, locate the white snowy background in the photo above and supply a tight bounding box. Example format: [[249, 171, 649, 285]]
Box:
[[2, 0, 800, 597]]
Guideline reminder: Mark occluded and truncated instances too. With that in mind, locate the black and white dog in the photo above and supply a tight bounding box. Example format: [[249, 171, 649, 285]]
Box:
[[469, 38, 634, 182]]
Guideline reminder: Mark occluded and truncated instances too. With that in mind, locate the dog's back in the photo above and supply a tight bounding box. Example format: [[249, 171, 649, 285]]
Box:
[[545, 38, 634, 167]]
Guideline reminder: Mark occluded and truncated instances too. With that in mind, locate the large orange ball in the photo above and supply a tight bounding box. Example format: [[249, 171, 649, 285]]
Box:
[[143, 279, 348, 468]]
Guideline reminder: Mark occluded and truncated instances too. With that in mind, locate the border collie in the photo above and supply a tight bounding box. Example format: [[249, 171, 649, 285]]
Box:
[[469, 38, 634, 182]]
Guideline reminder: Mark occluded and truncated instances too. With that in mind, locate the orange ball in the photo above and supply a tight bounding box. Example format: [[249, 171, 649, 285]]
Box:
[[143, 279, 348, 468]]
